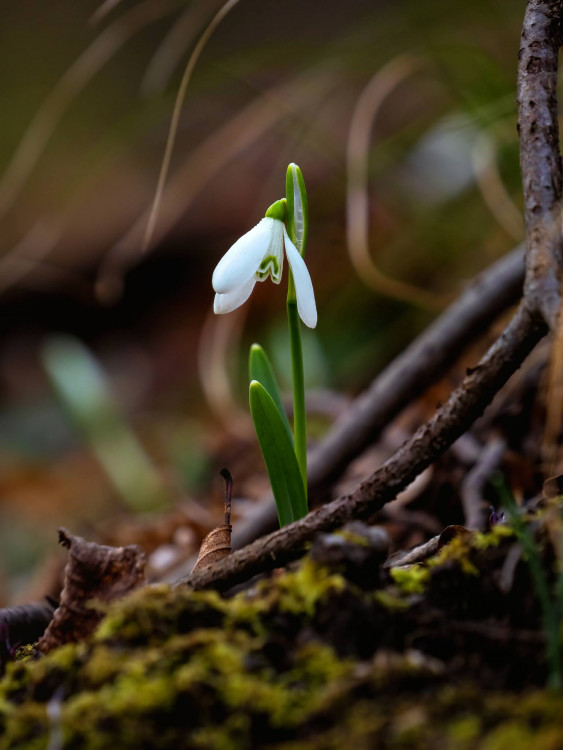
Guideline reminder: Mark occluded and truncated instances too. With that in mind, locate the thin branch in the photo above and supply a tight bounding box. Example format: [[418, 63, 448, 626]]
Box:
[[518, 0, 563, 328], [461, 438, 506, 530], [186, 304, 546, 591], [232, 245, 525, 548]]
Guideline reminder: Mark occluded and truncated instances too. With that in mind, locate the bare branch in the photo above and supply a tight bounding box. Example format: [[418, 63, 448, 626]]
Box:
[[461, 438, 506, 530], [187, 305, 546, 591], [232, 245, 525, 548], [518, 0, 563, 327]]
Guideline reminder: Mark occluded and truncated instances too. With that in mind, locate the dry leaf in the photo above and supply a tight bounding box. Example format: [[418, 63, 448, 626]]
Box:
[[384, 525, 471, 569], [542, 474, 563, 501], [38, 528, 146, 653], [190, 469, 233, 575]]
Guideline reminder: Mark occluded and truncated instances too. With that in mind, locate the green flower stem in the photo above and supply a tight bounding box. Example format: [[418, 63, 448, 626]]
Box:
[[287, 276, 307, 496]]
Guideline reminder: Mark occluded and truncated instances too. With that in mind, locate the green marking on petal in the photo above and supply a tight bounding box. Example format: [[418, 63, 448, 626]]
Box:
[[256, 254, 281, 282]]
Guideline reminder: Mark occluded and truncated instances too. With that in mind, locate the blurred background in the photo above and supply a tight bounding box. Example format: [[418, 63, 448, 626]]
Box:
[[0, 0, 530, 600]]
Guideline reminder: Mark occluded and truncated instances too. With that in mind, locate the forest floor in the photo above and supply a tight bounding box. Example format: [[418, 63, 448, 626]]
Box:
[[0, 340, 562, 750]]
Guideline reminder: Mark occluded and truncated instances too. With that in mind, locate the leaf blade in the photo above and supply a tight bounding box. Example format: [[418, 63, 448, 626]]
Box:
[[249, 380, 308, 526], [249, 343, 292, 442]]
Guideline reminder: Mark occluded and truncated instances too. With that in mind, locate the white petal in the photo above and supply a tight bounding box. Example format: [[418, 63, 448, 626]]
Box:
[[212, 218, 274, 294], [283, 227, 317, 328], [213, 277, 256, 314]]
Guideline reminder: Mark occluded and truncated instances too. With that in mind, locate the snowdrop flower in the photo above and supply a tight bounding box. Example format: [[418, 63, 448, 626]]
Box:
[[212, 200, 317, 328]]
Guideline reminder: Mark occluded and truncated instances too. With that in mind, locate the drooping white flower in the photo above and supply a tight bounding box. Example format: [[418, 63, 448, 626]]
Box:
[[212, 214, 317, 328]]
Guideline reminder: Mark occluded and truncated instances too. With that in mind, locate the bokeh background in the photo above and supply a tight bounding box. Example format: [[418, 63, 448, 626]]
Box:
[[0, 0, 530, 600]]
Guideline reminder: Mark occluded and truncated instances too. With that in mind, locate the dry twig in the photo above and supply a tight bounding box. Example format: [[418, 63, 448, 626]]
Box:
[[232, 245, 525, 548], [185, 304, 546, 590]]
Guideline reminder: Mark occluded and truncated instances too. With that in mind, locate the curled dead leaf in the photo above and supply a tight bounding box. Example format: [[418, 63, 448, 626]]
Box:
[[190, 469, 233, 575], [543, 474, 563, 501], [38, 528, 146, 653], [191, 524, 232, 573], [384, 525, 472, 569]]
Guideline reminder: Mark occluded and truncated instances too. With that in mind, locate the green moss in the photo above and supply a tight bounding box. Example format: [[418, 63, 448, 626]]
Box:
[[388, 704, 428, 745], [82, 645, 124, 686], [0, 543, 559, 748], [13, 645, 36, 664], [0, 701, 49, 749], [391, 564, 430, 594], [480, 721, 543, 750], [447, 715, 482, 746], [374, 589, 410, 611], [473, 525, 514, 550], [94, 584, 227, 645], [190, 713, 251, 750], [266, 559, 346, 617], [0, 558, 363, 749], [428, 536, 479, 576], [337, 529, 371, 547]]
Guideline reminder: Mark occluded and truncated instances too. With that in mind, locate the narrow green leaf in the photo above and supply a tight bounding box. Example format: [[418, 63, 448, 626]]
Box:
[[249, 380, 308, 527], [249, 343, 292, 442], [42, 336, 169, 512], [285, 162, 308, 256]]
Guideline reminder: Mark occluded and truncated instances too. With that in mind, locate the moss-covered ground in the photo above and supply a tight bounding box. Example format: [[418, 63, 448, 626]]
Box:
[[1, 524, 563, 749]]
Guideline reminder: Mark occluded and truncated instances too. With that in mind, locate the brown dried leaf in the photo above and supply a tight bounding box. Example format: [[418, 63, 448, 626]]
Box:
[[38, 528, 146, 653], [542, 474, 563, 501], [190, 469, 233, 576], [384, 525, 471, 569], [190, 524, 232, 574]]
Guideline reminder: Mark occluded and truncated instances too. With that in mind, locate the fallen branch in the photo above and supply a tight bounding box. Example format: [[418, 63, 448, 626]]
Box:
[[233, 244, 525, 548], [186, 304, 546, 590], [461, 438, 506, 530]]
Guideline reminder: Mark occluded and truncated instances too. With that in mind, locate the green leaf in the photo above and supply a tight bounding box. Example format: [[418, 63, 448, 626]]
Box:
[[249, 380, 308, 527], [249, 343, 292, 442], [42, 336, 169, 512], [285, 163, 308, 256]]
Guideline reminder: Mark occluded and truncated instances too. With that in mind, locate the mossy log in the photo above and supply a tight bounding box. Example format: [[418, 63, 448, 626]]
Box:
[[0, 525, 561, 749]]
